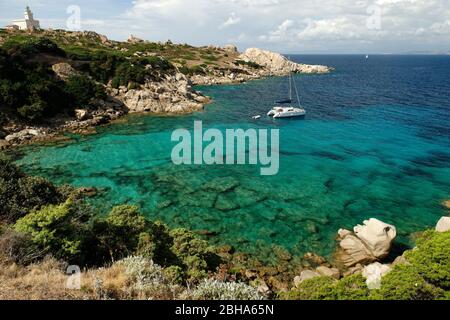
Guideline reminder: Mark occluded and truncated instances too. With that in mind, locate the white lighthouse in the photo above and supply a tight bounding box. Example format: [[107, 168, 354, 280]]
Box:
[[7, 6, 41, 31]]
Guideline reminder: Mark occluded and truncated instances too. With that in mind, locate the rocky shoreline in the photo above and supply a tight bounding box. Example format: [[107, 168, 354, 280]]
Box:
[[0, 46, 332, 149], [191, 210, 450, 296]]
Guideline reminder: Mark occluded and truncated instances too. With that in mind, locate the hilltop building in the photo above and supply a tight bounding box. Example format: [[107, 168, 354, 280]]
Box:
[[6, 6, 40, 31]]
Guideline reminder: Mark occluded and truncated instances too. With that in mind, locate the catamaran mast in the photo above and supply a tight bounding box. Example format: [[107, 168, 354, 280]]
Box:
[[289, 71, 292, 101], [292, 72, 301, 108]]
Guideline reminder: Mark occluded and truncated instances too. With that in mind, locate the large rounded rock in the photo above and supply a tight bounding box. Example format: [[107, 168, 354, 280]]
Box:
[[436, 216, 450, 233], [335, 218, 396, 267], [354, 218, 396, 258]]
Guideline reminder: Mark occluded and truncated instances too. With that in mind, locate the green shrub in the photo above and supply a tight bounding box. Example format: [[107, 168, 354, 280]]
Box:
[[405, 230, 450, 289], [279, 274, 369, 301], [4, 37, 65, 57], [0, 79, 21, 108], [65, 74, 103, 107], [17, 101, 47, 121], [0, 156, 63, 222], [169, 228, 220, 281], [163, 265, 185, 285], [334, 273, 370, 300], [235, 60, 262, 69], [179, 65, 206, 76], [92, 205, 151, 262], [278, 276, 337, 300], [0, 154, 24, 181], [14, 198, 93, 263], [370, 264, 444, 300]]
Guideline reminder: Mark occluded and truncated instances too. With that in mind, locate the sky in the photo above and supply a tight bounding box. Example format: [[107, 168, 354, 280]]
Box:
[[1, 0, 450, 54]]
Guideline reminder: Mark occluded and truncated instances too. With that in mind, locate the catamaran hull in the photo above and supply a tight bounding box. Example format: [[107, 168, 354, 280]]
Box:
[[273, 110, 306, 118]]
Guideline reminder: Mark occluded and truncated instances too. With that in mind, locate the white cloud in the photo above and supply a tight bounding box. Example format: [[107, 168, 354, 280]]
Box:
[[2, 0, 450, 53], [219, 12, 241, 29], [430, 20, 450, 34]]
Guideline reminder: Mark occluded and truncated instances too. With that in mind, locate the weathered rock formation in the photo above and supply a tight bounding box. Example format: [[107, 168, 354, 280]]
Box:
[[334, 218, 396, 268], [239, 48, 332, 75], [294, 270, 320, 287], [436, 216, 450, 233], [4, 128, 47, 144], [223, 44, 238, 53], [52, 62, 78, 81], [316, 266, 341, 280], [110, 72, 208, 114], [127, 34, 144, 44]]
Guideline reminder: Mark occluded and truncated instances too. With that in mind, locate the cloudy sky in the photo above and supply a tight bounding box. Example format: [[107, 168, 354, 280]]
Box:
[[1, 0, 450, 53]]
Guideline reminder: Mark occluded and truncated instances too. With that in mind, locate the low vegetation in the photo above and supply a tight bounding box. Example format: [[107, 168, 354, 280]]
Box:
[[0, 39, 107, 123], [0, 152, 449, 299], [0, 154, 236, 299], [0, 30, 243, 126], [280, 230, 450, 300]]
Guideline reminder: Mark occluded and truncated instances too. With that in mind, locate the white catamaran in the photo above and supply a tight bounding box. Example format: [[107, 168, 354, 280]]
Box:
[[267, 71, 306, 118]]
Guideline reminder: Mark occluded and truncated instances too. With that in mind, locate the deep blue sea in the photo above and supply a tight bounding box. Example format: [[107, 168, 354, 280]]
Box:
[[17, 55, 450, 261]]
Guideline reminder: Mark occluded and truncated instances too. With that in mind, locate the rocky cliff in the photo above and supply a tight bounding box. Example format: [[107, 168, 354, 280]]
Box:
[[0, 30, 334, 147], [240, 48, 332, 75]]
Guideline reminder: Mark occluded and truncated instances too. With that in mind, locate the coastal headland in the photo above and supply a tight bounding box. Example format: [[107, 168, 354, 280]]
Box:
[[0, 29, 331, 148]]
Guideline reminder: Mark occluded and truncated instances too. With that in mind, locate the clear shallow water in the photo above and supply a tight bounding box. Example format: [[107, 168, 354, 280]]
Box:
[[16, 55, 450, 261]]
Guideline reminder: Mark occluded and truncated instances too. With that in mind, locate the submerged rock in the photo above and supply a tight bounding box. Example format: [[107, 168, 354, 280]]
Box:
[[204, 177, 240, 193], [334, 218, 396, 267], [215, 193, 240, 211]]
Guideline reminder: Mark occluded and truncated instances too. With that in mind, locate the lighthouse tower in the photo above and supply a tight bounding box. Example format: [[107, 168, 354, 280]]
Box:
[[9, 6, 41, 31]]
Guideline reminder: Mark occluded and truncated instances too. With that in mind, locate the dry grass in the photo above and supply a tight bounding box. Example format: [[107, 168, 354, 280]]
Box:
[[0, 257, 87, 300], [0, 256, 132, 300]]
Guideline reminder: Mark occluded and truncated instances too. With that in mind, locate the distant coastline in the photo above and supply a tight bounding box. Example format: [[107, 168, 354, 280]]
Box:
[[0, 29, 331, 149]]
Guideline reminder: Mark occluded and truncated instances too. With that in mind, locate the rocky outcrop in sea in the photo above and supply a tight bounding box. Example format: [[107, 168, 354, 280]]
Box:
[[190, 48, 333, 86], [240, 48, 332, 75], [0, 41, 333, 147]]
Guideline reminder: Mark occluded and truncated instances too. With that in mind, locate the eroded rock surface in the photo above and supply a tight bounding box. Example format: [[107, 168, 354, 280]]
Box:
[[240, 48, 332, 75], [436, 216, 450, 233], [334, 218, 396, 267]]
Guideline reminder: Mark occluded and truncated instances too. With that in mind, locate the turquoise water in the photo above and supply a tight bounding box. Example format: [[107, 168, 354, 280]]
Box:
[[16, 55, 450, 260]]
